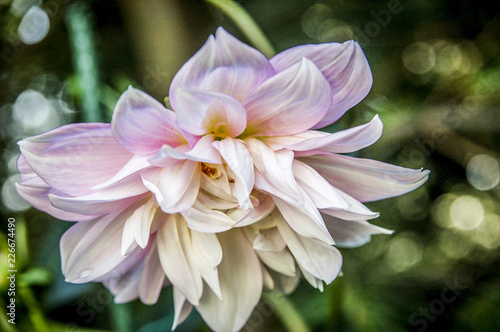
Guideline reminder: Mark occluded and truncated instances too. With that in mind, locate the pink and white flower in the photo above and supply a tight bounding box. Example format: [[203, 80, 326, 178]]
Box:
[[16, 27, 429, 332]]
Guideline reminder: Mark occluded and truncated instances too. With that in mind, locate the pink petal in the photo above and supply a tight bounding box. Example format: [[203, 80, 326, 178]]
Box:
[[244, 58, 332, 136], [169, 27, 274, 104], [18, 123, 133, 196], [196, 230, 262, 332], [49, 172, 150, 215], [149, 134, 221, 167], [265, 115, 383, 154], [270, 40, 372, 128], [212, 137, 254, 209], [15, 179, 98, 222], [173, 88, 247, 137], [111, 86, 185, 155], [301, 154, 430, 202]]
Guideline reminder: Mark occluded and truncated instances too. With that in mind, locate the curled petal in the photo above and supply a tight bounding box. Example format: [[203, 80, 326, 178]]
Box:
[[170, 27, 274, 104], [149, 135, 222, 167], [18, 123, 132, 196], [172, 287, 193, 330], [111, 86, 185, 155], [270, 40, 372, 128], [245, 58, 332, 136], [174, 88, 247, 138], [141, 161, 200, 214], [302, 154, 430, 202]]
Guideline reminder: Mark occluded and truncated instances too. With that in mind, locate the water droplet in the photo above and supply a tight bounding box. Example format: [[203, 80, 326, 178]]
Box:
[[79, 268, 93, 279]]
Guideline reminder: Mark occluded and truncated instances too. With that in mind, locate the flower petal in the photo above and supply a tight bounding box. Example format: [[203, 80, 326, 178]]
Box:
[[172, 287, 193, 330], [196, 230, 262, 332], [323, 214, 393, 248], [138, 238, 166, 304], [301, 154, 430, 202], [244, 58, 332, 136], [265, 115, 383, 154], [157, 214, 203, 305], [141, 160, 200, 214], [15, 179, 98, 222], [149, 135, 222, 167], [61, 208, 136, 283], [174, 88, 247, 137], [170, 27, 274, 104], [181, 200, 236, 233], [191, 230, 223, 299], [111, 86, 185, 155], [246, 138, 333, 243], [18, 123, 133, 196], [212, 137, 254, 210], [270, 40, 372, 128], [276, 212, 342, 284]]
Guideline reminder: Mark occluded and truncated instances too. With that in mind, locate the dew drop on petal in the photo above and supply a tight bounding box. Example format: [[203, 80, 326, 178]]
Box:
[[79, 268, 93, 279]]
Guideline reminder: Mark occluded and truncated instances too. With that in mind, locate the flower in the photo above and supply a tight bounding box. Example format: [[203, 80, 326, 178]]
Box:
[[16, 27, 429, 332]]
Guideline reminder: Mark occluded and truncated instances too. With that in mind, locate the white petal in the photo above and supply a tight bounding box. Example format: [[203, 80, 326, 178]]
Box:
[[196, 230, 262, 332], [138, 238, 166, 304], [191, 230, 223, 299], [302, 154, 430, 202], [276, 213, 342, 284], [212, 137, 254, 210], [157, 214, 202, 305], [172, 287, 193, 330], [323, 214, 392, 248]]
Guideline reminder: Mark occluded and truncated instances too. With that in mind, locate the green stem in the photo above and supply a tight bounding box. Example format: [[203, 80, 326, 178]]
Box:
[[263, 292, 311, 332], [0, 298, 17, 332], [18, 285, 50, 332], [65, 2, 102, 122], [204, 0, 276, 58]]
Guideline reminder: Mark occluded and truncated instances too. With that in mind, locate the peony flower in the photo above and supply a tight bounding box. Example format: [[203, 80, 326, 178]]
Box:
[[16, 27, 429, 332]]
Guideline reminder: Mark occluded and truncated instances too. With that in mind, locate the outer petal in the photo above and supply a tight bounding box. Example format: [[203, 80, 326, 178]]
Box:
[[61, 207, 137, 283], [244, 58, 332, 136], [264, 115, 383, 154], [138, 238, 166, 304], [196, 230, 262, 332], [270, 40, 372, 128], [18, 123, 133, 196], [301, 154, 430, 202], [323, 214, 393, 248], [212, 137, 254, 210], [172, 287, 193, 330], [15, 179, 98, 222], [170, 27, 274, 104], [111, 86, 185, 155], [173, 88, 247, 137]]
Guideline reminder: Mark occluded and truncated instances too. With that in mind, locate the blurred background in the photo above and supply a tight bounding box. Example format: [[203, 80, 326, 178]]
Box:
[[0, 0, 499, 331]]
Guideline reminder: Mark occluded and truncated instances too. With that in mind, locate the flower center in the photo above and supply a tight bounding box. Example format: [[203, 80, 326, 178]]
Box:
[[213, 121, 229, 140], [201, 163, 220, 178]]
